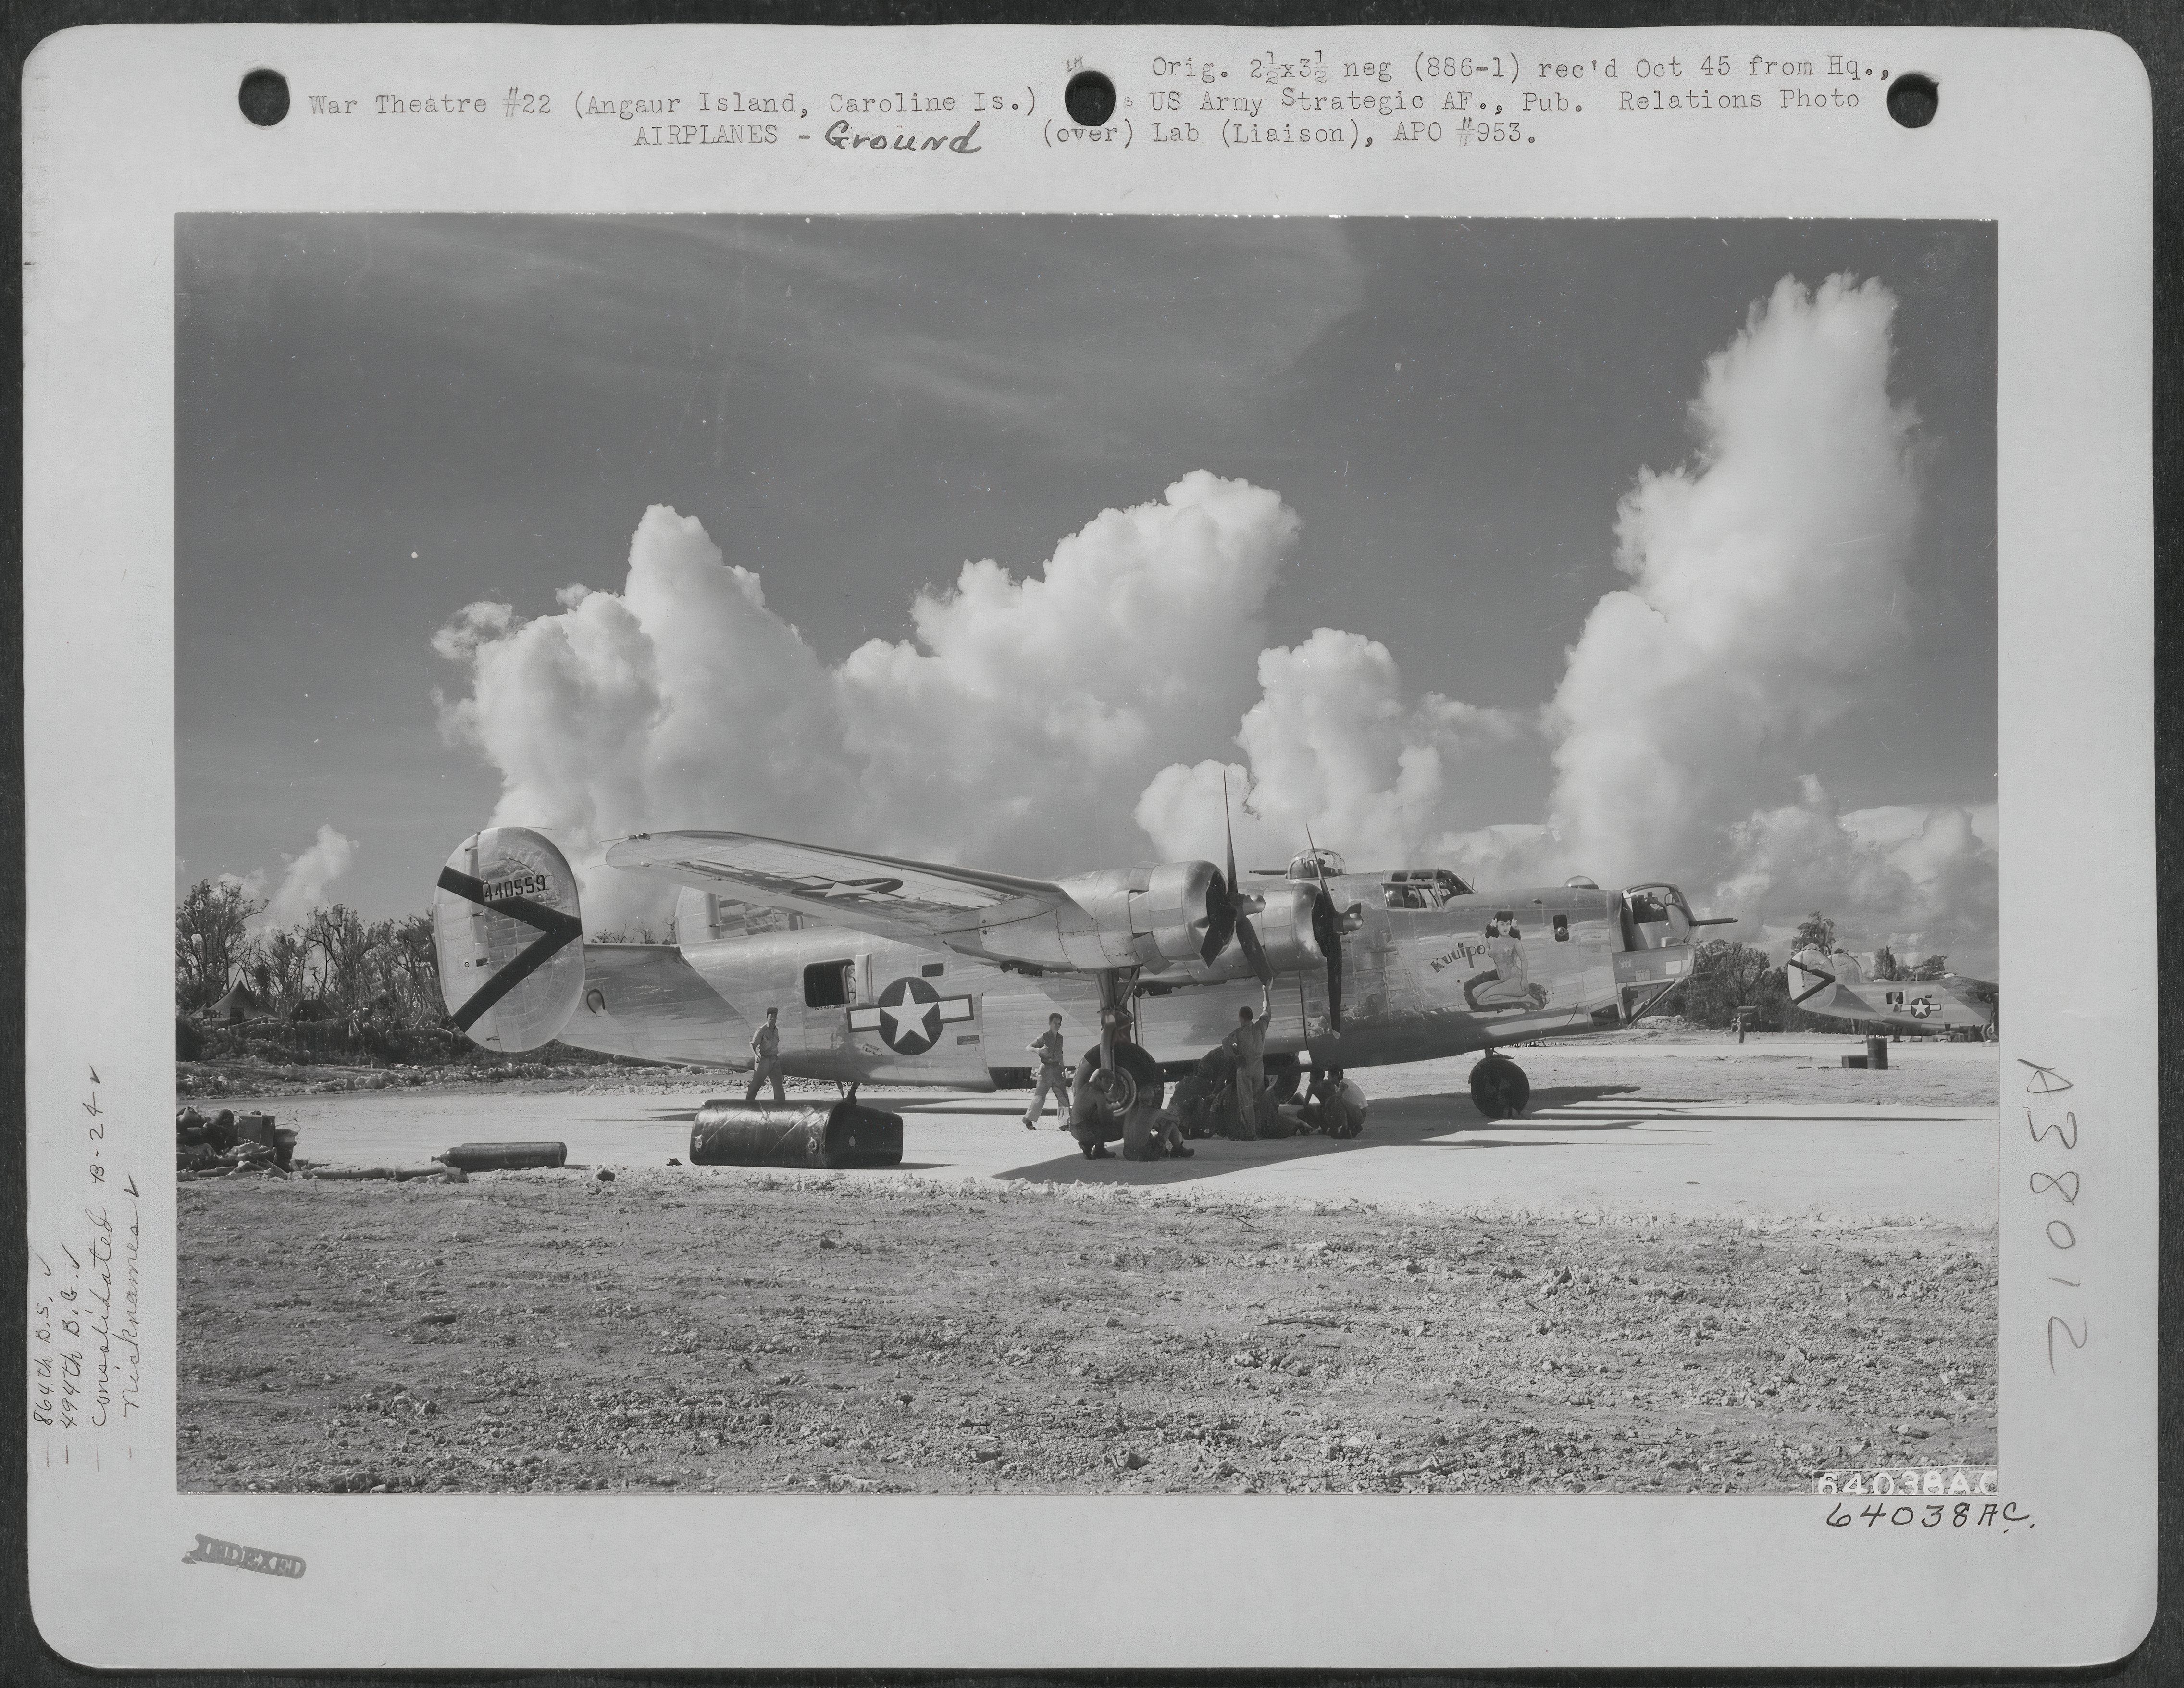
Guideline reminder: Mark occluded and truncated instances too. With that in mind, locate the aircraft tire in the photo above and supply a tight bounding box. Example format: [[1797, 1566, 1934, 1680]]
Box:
[[1982, 1022, 1998, 1043], [1073, 1042, 1166, 1128], [1267, 1055, 1302, 1105], [1469, 1054, 1529, 1119]]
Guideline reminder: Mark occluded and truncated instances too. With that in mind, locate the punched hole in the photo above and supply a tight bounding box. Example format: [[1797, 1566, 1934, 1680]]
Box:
[[239, 68, 290, 126], [1065, 70, 1117, 127], [1886, 72, 1938, 129]]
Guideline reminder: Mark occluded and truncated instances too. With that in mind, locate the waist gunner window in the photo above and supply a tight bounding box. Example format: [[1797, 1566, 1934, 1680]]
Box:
[[802, 960, 855, 1008]]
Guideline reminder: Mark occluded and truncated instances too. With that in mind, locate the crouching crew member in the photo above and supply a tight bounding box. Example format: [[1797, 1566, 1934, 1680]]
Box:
[[1023, 1012, 1071, 1130], [1123, 1105, 1195, 1161], [1067, 1053, 1131, 1160], [745, 1005, 786, 1103], [1301, 1067, 1368, 1138]]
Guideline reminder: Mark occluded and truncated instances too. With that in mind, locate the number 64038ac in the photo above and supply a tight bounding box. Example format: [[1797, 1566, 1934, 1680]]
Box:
[[1828, 1500, 2030, 1530], [1816, 1467, 1997, 1496]]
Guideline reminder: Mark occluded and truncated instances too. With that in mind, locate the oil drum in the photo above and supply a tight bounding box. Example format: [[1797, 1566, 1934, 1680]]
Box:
[[688, 1097, 904, 1169]]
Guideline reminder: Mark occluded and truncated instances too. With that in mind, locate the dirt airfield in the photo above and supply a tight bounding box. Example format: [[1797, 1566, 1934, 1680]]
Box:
[[178, 1032, 1999, 1497]]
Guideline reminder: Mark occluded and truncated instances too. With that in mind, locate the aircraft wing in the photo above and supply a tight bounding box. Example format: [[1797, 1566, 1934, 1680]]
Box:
[[602, 830, 1081, 957]]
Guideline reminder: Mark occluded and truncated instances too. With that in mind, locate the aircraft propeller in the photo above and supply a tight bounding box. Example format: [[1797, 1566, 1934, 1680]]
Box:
[[1303, 823, 1346, 1033], [1204, 773, 1273, 981], [1198, 781, 1348, 1034]]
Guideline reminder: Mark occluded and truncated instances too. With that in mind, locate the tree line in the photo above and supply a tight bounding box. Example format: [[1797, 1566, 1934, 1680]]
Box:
[[175, 878, 443, 1027]]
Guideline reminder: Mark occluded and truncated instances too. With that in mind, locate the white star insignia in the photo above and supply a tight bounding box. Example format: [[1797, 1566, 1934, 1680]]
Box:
[[879, 995, 940, 1047]]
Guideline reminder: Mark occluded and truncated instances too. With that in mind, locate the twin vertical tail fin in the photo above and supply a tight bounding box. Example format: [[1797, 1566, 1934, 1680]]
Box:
[[433, 827, 586, 1051], [1785, 947, 1838, 1010]]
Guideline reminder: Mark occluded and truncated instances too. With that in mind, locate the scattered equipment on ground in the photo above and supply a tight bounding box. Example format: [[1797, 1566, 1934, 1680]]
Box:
[[305, 1165, 459, 1182], [177, 1105, 297, 1175], [689, 1093, 904, 1169], [435, 1141, 568, 1172]]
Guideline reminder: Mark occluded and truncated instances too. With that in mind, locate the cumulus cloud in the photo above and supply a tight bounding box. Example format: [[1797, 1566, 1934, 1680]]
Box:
[[1527, 273, 1993, 966], [1711, 783, 1998, 968], [433, 275, 1996, 971], [1136, 628, 1523, 869], [837, 470, 1299, 867], [434, 473, 1300, 930], [1138, 273, 1994, 970], [433, 504, 858, 927], [247, 824, 358, 933], [1544, 274, 1922, 894]]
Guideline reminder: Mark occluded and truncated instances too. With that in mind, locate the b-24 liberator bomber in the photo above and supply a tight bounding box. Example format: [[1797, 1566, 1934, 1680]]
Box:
[[1785, 947, 1998, 1040], [433, 814, 1730, 1125]]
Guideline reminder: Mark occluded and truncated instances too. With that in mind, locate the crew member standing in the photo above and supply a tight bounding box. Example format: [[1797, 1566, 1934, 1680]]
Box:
[[1023, 1012, 1071, 1130], [1223, 1004, 1268, 1139], [745, 1005, 786, 1103]]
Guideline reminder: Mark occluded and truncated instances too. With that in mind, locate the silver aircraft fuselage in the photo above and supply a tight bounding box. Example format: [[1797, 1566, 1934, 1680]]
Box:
[[558, 870, 1700, 1088]]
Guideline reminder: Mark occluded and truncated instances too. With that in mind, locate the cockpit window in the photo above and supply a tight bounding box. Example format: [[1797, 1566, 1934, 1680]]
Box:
[[1380, 866, 1473, 909]]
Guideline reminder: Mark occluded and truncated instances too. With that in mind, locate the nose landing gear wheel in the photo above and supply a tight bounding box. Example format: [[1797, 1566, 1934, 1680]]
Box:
[[1469, 1054, 1530, 1119]]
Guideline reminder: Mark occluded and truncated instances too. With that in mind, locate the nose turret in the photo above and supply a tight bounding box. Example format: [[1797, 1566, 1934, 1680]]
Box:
[[1620, 882, 1697, 950], [1621, 882, 1738, 951]]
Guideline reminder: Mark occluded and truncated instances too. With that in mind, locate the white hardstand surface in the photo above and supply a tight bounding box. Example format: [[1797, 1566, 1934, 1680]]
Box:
[[272, 1041, 1999, 1227]]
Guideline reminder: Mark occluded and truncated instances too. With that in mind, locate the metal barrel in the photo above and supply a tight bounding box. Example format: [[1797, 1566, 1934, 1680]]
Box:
[[689, 1097, 904, 1170], [1865, 1035, 1889, 1071], [436, 1141, 568, 1171]]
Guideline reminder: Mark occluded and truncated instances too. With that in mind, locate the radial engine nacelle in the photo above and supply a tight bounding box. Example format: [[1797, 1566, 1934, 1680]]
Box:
[[1033, 863, 1332, 977], [1245, 879, 1343, 974], [1053, 861, 1224, 969]]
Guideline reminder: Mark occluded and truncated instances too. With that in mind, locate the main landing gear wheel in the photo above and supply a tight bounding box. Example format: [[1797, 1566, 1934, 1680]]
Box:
[[1074, 1042, 1165, 1129], [1469, 1054, 1530, 1120], [1267, 1055, 1302, 1105]]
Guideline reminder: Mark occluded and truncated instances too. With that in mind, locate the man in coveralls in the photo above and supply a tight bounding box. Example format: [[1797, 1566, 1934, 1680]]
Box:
[[1223, 1004, 1268, 1139], [745, 1005, 786, 1103], [1023, 1012, 1071, 1129]]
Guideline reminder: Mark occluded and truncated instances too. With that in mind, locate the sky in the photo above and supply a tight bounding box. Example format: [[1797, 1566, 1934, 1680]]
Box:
[[176, 215, 1997, 969]]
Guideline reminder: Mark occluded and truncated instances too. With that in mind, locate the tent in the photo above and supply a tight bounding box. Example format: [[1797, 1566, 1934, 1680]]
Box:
[[209, 981, 261, 1023]]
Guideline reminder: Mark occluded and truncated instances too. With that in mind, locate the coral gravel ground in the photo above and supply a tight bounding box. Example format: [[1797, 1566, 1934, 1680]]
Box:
[[178, 1167, 1995, 1496]]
